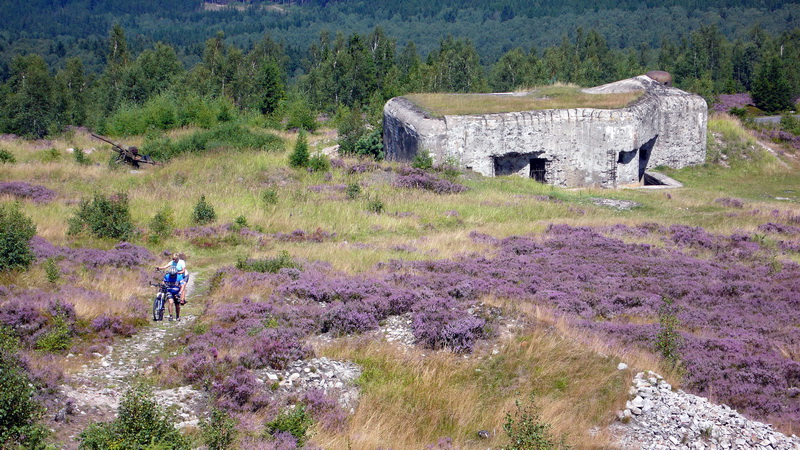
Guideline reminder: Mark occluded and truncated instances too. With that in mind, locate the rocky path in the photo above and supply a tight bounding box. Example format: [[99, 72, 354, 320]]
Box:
[[612, 372, 800, 450], [52, 273, 209, 448]]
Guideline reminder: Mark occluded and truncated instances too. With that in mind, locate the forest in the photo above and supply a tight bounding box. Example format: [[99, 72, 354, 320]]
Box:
[[0, 0, 799, 154]]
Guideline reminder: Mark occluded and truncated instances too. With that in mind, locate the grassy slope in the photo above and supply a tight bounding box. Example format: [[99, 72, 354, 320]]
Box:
[[1, 114, 799, 447]]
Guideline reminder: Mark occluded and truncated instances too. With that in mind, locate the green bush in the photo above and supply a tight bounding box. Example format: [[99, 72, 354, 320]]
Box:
[[285, 97, 317, 132], [264, 405, 313, 447], [353, 128, 384, 160], [73, 148, 91, 165], [0, 203, 37, 272], [44, 258, 60, 284], [346, 182, 361, 200], [35, 303, 73, 353], [42, 147, 61, 162], [289, 130, 310, 168], [366, 195, 384, 214], [231, 215, 248, 231], [67, 192, 134, 240], [656, 297, 682, 366], [780, 114, 800, 135], [0, 148, 16, 163], [261, 189, 278, 207], [79, 384, 189, 450], [192, 195, 217, 225], [148, 207, 175, 245], [141, 123, 283, 162], [0, 327, 47, 448], [412, 152, 434, 170], [200, 408, 237, 450], [502, 399, 564, 450], [308, 153, 330, 172], [236, 250, 300, 273]]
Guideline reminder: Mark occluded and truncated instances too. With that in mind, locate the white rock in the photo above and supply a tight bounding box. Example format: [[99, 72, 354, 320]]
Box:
[[617, 363, 628, 370]]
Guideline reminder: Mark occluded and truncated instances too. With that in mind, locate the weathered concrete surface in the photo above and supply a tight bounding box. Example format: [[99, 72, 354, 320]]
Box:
[[383, 75, 707, 188]]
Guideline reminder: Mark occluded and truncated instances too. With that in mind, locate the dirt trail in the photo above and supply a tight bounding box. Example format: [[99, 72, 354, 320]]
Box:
[[52, 273, 209, 448]]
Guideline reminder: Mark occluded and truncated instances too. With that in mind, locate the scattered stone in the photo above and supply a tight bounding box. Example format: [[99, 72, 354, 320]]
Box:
[[590, 198, 641, 210], [612, 371, 800, 449], [618, 362, 629, 370]]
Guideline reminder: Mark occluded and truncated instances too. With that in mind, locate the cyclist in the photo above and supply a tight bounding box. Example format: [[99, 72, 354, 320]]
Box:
[[162, 266, 183, 322], [156, 253, 185, 278]]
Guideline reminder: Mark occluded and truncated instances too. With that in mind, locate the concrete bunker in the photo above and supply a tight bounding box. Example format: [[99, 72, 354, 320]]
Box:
[[383, 73, 707, 189]]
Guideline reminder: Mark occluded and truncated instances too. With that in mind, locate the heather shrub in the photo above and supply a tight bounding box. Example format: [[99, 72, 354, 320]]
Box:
[[192, 195, 217, 225], [288, 130, 309, 168], [212, 367, 264, 412], [200, 408, 237, 450], [67, 192, 134, 240], [244, 329, 312, 370], [302, 389, 347, 432], [501, 398, 563, 450], [394, 167, 467, 194], [322, 301, 380, 336], [0, 202, 36, 271], [79, 384, 189, 450], [148, 206, 175, 244], [236, 251, 300, 273], [91, 314, 136, 338], [411, 297, 485, 353], [264, 405, 313, 447], [0, 181, 56, 203], [0, 148, 15, 163], [0, 327, 48, 448]]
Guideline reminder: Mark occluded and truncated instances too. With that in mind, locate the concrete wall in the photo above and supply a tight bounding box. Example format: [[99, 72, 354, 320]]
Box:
[[383, 75, 707, 188]]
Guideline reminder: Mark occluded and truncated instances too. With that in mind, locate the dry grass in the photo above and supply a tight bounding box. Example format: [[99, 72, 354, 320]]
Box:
[[404, 86, 643, 117], [316, 316, 632, 449]]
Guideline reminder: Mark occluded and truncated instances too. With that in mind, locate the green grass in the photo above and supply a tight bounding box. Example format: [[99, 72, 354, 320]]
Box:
[[404, 85, 644, 117]]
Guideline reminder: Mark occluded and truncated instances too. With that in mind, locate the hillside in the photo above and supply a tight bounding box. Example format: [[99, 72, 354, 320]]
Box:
[[1, 114, 799, 447]]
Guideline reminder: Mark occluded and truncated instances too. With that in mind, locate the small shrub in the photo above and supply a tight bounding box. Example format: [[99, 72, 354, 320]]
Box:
[[42, 147, 60, 162], [346, 182, 361, 200], [79, 384, 189, 449], [0, 148, 16, 163], [44, 258, 60, 284], [366, 195, 384, 214], [655, 296, 682, 366], [236, 250, 300, 273], [0, 327, 47, 448], [73, 148, 91, 165], [0, 203, 37, 271], [261, 189, 278, 207], [231, 215, 248, 231], [285, 97, 317, 132], [412, 152, 434, 170], [192, 195, 217, 225], [353, 128, 384, 160], [148, 207, 175, 244], [308, 153, 330, 172], [502, 398, 563, 450], [67, 192, 134, 240], [264, 405, 313, 447], [35, 305, 73, 353], [289, 130, 310, 168], [200, 408, 237, 450]]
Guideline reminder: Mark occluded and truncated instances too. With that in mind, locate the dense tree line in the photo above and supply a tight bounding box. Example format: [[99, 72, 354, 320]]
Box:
[[0, 20, 797, 139]]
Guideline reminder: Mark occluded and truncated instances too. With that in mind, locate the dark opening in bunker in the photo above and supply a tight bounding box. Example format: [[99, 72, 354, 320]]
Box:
[[493, 153, 548, 183], [530, 158, 547, 183], [642, 172, 667, 186], [637, 135, 658, 181]]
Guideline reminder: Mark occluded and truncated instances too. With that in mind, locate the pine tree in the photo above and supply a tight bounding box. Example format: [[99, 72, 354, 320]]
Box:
[[751, 55, 794, 113], [289, 130, 310, 168]]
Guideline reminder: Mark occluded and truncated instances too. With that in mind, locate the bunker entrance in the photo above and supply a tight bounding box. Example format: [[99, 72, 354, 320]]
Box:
[[493, 153, 548, 183], [530, 158, 547, 183]]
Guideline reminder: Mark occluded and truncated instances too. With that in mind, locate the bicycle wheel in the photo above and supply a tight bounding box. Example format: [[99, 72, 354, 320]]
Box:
[[153, 294, 164, 321]]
